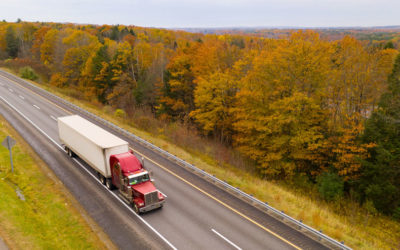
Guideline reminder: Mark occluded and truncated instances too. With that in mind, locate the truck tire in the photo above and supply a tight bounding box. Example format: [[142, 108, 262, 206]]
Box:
[[99, 175, 106, 185], [105, 178, 114, 190], [65, 147, 71, 157], [66, 147, 74, 158], [134, 204, 140, 214]]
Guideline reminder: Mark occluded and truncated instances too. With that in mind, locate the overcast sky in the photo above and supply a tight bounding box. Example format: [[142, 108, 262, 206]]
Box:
[[1, 0, 399, 28]]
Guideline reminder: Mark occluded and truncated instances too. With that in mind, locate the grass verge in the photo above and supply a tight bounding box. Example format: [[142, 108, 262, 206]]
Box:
[[2, 67, 400, 249], [0, 115, 113, 249]]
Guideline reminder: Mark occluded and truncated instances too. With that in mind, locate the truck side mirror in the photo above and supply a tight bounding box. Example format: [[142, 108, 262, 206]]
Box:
[[149, 170, 153, 176], [141, 156, 145, 167]]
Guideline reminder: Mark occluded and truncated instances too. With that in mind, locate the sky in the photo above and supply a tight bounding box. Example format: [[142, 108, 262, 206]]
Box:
[[0, 0, 399, 28]]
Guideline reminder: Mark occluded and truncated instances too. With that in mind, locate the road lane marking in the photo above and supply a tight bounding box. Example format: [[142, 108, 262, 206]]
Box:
[[19, 95, 25, 99], [50, 115, 57, 121], [0, 96, 62, 149], [0, 95, 177, 250], [8, 88, 13, 92], [212, 229, 242, 250], [0, 74, 72, 115], [131, 147, 302, 250], [33, 104, 40, 110]]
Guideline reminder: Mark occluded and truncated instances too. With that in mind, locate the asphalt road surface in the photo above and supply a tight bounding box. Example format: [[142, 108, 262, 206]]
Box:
[[0, 72, 329, 250]]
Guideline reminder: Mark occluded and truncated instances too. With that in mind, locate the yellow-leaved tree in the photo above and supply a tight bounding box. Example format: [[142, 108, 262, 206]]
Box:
[[190, 71, 238, 143]]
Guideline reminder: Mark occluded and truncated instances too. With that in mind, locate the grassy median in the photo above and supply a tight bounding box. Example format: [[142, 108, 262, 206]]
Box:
[[0, 116, 112, 249], [2, 67, 400, 249]]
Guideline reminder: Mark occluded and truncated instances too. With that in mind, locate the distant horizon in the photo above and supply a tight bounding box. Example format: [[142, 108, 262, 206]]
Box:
[[3, 18, 400, 31]]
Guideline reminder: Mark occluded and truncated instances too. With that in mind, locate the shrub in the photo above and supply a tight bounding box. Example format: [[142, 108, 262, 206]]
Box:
[[114, 109, 126, 119], [49, 73, 67, 87], [317, 172, 344, 201], [19, 66, 38, 81]]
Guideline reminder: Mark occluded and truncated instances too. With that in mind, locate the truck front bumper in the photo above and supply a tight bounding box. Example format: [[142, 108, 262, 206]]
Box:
[[139, 200, 165, 213]]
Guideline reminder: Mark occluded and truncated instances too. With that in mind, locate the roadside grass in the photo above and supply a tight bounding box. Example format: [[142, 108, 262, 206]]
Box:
[[0, 116, 112, 249], [2, 67, 400, 249]]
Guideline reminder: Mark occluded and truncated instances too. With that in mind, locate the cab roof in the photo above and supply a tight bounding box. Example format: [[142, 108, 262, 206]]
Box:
[[110, 152, 143, 174]]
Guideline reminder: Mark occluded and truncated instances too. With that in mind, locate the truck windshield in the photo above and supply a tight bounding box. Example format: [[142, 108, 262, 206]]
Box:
[[129, 173, 150, 185]]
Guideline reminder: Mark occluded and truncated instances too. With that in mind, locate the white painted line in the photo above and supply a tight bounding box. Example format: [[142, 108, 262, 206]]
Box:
[[8, 88, 13, 92], [212, 229, 242, 250], [50, 115, 57, 121], [33, 104, 40, 110], [19, 95, 25, 100], [0, 95, 177, 250]]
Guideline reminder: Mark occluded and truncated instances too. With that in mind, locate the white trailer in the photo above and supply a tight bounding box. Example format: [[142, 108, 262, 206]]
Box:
[[58, 115, 129, 179]]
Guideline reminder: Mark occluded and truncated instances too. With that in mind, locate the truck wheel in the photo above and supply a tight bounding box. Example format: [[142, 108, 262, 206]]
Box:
[[105, 178, 114, 190], [134, 204, 140, 214], [65, 147, 71, 157], [99, 175, 106, 185]]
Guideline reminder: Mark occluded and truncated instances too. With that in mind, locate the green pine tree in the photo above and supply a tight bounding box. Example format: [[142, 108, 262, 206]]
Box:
[[5, 26, 19, 58]]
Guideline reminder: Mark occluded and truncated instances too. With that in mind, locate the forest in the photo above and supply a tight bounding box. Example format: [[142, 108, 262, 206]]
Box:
[[0, 20, 399, 218]]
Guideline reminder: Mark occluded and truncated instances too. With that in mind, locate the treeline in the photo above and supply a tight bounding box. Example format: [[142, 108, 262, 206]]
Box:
[[186, 27, 400, 48], [0, 21, 399, 217]]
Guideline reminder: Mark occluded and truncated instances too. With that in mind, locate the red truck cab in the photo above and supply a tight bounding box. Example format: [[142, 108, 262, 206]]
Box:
[[109, 152, 165, 213]]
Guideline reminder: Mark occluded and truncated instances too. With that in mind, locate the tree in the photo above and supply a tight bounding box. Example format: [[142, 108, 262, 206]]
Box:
[[40, 29, 59, 66], [234, 91, 328, 178], [359, 53, 400, 215], [317, 172, 344, 201], [157, 45, 196, 120], [233, 31, 331, 178], [191, 72, 238, 143], [31, 26, 51, 60], [5, 25, 19, 58]]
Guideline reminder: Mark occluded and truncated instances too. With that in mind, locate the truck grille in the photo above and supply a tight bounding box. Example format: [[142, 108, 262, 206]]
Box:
[[145, 191, 158, 206]]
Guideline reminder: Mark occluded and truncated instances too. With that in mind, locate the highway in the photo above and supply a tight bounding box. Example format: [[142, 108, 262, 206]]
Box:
[[0, 71, 329, 250]]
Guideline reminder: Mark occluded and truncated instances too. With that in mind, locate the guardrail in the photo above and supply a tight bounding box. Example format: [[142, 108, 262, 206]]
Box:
[[0, 69, 352, 250]]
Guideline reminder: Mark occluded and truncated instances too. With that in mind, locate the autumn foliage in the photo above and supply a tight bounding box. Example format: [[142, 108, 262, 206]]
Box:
[[0, 21, 399, 216]]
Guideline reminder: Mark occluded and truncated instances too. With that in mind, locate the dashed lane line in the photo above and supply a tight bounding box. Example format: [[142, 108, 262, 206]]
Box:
[[212, 229, 242, 250]]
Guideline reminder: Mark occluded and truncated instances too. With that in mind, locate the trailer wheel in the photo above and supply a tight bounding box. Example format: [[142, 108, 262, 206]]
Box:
[[99, 175, 106, 185], [65, 147, 70, 156], [105, 178, 114, 190]]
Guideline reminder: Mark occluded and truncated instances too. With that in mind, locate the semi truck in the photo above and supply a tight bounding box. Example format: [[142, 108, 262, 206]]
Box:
[[57, 115, 165, 213]]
